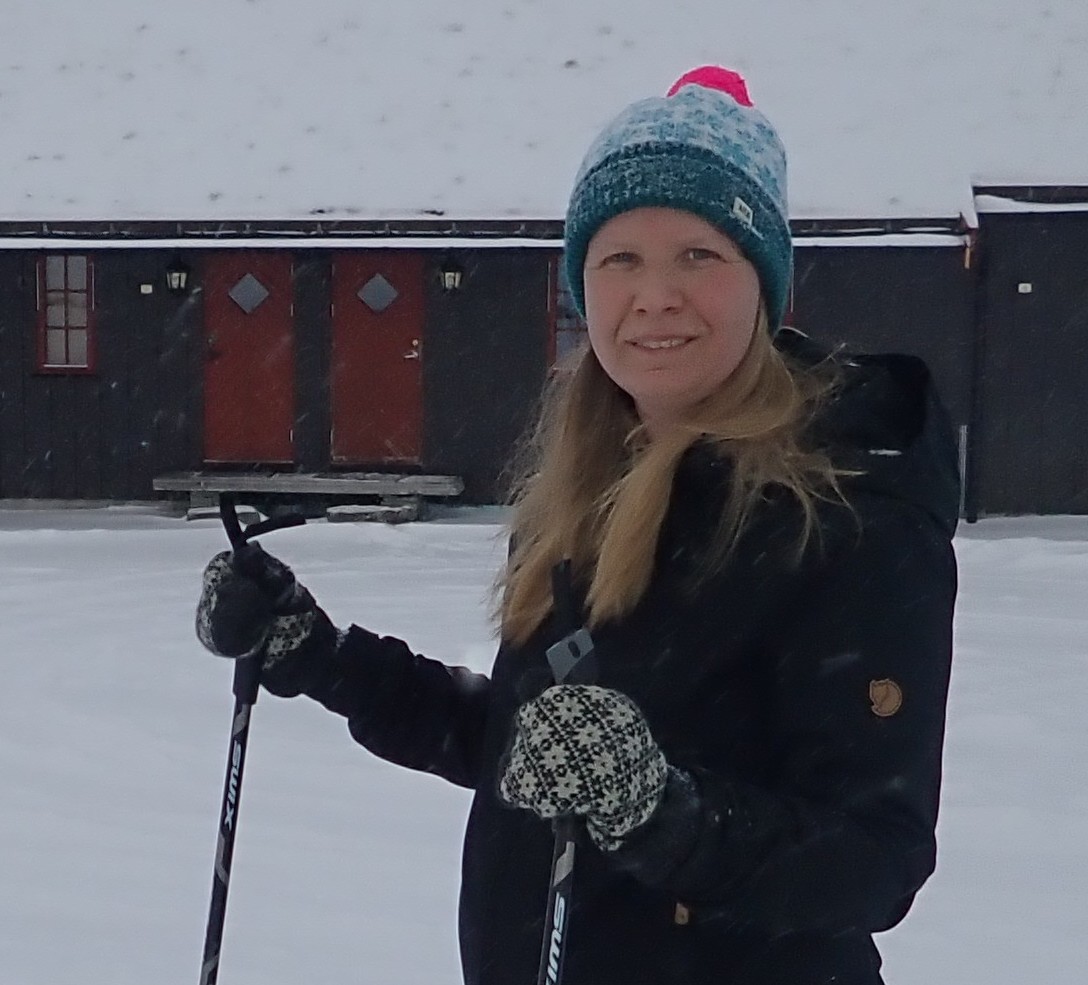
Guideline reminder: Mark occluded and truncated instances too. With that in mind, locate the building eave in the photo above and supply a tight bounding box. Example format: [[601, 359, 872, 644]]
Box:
[[0, 213, 971, 248]]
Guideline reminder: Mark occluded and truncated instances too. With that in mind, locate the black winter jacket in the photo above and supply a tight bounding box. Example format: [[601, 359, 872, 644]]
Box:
[[265, 331, 960, 985]]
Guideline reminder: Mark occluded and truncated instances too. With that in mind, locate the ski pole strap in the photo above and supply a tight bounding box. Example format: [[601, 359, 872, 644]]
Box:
[[219, 493, 246, 549], [218, 493, 306, 550]]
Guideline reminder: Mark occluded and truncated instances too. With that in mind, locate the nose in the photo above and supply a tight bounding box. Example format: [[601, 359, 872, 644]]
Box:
[[631, 266, 683, 314]]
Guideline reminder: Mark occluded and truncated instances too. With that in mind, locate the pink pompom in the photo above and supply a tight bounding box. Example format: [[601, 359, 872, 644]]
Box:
[[666, 65, 753, 107]]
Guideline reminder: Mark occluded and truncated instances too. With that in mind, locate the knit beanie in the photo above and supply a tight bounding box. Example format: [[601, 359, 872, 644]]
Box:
[[563, 66, 792, 332]]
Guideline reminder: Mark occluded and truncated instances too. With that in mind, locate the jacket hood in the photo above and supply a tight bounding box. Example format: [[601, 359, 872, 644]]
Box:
[[776, 327, 961, 538]]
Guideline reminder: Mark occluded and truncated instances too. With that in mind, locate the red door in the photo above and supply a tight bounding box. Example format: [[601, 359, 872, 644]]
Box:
[[202, 253, 295, 463], [331, 252, 424, 464]]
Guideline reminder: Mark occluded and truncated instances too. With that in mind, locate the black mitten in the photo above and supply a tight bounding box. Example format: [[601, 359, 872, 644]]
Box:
[[195, 544, 342, 684]]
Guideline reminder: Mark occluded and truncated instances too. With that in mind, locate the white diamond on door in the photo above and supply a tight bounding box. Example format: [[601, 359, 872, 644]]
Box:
[[358, 274, 399, 313], [229, 273, 271, 314]]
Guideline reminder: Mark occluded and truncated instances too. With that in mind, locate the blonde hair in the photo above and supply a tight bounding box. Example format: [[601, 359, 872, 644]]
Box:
[[497, 306, 847, 646]]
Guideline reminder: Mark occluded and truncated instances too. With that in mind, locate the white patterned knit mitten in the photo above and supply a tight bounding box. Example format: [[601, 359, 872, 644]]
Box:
[[499, 685, 668, 851]]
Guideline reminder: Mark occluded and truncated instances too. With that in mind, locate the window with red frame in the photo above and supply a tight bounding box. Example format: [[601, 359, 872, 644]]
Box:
[[38, 254, 94, 372], [548, 256, 587, 368]]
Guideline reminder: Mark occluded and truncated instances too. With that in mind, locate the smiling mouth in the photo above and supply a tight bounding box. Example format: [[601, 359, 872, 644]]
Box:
[[630, 338, 692, 350]]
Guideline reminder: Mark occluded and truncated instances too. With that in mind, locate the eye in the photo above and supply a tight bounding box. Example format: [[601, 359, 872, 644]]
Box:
[[599, 251, 638, 267], [684, 247, 721, 262]]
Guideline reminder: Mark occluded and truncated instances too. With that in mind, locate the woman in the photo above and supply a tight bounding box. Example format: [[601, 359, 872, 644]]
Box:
[[197, 66, 959, 984]]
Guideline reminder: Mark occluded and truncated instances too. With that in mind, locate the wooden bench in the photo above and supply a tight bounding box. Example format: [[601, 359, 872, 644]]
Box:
[[153, 471, 464, 523]]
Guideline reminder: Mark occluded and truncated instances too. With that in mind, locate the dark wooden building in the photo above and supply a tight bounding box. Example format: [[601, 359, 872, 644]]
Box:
[[1, 186, 1085, 515], [792, 221, 974, 518], [0, 222, 560, 507], [967, 187, 1088, 516]]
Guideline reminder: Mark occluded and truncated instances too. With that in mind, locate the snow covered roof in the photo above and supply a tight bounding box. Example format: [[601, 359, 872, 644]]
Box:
[[3, 0, 1086, 223]]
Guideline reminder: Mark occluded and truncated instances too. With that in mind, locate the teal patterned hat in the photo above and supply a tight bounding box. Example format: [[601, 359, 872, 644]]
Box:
[[564, 66, 792, 331]]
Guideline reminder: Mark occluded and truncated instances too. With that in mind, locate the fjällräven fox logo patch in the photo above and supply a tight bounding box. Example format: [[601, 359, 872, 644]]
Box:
[[869, 679, 903, 717]]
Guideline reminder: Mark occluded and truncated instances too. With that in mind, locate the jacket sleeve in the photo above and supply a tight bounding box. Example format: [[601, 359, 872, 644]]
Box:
[[262, 624, 492, 791], [610, 494, 957, 937]]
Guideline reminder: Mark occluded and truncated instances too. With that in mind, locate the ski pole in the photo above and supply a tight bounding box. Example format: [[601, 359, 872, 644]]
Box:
[[536, 560, 598, 985], [199, 495, 305, 985]]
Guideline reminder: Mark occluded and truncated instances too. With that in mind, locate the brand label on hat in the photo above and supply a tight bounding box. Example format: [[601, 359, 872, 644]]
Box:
[[732, 196, 754, 229]]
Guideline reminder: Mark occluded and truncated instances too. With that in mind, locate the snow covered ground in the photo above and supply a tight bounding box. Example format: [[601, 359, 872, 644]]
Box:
[[1, 506, 1085, 984]]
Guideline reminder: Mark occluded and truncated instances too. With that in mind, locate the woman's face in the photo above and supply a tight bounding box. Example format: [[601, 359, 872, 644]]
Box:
[[583, 207, 761, 436]]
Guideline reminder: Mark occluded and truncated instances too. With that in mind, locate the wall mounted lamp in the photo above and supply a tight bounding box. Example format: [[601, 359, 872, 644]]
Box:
[[439, 256, 464, 292], [165, 255, 191, 295]]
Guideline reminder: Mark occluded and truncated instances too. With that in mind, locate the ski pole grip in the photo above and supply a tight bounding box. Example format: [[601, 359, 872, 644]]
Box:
[[232, 655, 262, 704], [218, 493, 306, 549], [217, 494, 306, 704], [219, 494, 245, 550]]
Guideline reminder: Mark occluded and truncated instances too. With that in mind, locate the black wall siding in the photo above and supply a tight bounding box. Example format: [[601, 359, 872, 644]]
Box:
[[792, 245, 974, 429], [292, 252, 332, 472], [72, 377, 103, 499], [96, 254, 140, 499], [0, 254, 32, 498], [22, 370, 57, 498], [0, 251, 204, 500], [149, 262, 204, 492], [17, 252, 64, 499], [422, 250, 549, 503], [973, 212, 1088, 515], [93, 251, 203, 499], [39, 377, 98, 499]]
